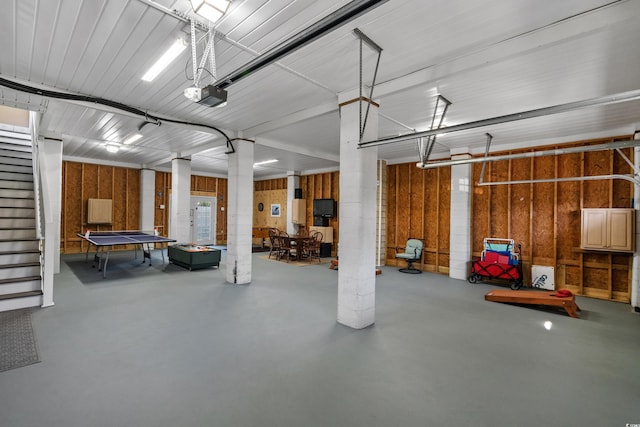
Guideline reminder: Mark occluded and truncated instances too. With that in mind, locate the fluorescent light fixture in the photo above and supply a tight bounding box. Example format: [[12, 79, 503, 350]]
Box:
[[123, 133, 143, 145], [142, 38, 188, 82], [190, 0, 230, 23], [253, 159, 278, 167]]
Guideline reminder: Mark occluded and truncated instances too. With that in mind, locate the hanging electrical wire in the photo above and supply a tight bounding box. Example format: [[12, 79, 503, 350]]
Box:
[[0, 76, 235, 154]]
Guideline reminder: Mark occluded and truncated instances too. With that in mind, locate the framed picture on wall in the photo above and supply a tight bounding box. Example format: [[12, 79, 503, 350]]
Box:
[[271, 204, 281, 217]]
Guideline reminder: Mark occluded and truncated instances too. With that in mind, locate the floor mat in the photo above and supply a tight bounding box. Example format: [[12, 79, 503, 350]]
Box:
[[0, 308, 40, 372], [258, 255, 328, 266]]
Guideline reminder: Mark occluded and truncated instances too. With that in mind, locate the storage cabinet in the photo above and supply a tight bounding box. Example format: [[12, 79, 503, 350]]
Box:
[[581, 208, 635, 252], [292, 199, 306, 225]]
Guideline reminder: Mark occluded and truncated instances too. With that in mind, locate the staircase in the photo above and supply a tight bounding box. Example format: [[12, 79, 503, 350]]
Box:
[[0, 130, 43, 311]]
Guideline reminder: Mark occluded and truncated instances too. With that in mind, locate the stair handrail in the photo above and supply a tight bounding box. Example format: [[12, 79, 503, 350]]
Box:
[[29, 112, 44, 240]]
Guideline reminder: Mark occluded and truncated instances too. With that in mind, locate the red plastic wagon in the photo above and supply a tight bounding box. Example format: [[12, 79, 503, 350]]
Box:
[[468, 238, 523, 290]]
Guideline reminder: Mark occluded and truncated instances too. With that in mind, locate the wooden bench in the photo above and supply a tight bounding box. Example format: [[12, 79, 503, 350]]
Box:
[[485, 289, 581, 318]]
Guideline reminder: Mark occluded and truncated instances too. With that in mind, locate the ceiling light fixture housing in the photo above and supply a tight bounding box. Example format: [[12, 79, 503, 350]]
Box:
[[123, 133, 143, 145], [105, 143, 120, 153], [190, 0, 230, 23], [253, 159, 278, 167]]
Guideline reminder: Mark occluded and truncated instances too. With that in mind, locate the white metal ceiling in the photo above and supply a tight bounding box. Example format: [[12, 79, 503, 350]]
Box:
[[1, 0, 639, 178]]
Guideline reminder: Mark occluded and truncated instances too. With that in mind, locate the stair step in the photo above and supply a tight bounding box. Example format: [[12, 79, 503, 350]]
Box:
[[0, 229, 37, 239], [0, 208, 35, 217], [0, 171, 33, 182], [0, 141, 32, 153], [0, 277, 41, 295], [0, 188, 34, 198], [0, 252, 40, 265], [0, 164, 32, 174], [0, 153, 32, 166], [0, 290, 42, 301], [0, 218, 35, 228], [0, 239, 40, 252], [0, 264, 41, 280], [0, 198, 35, 208], [0, 261, 40, 269], [0, 291, 43, 312], [0, 180, 34, 190]]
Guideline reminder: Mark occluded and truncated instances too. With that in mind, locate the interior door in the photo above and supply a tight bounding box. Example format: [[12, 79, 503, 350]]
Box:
[[191, 196, 217, 245]]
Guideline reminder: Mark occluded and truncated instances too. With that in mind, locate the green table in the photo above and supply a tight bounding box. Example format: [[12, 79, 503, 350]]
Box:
[[168, 245, 221, 271]]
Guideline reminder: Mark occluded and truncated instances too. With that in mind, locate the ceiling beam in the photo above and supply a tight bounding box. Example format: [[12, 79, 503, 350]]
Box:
[[256, 137, 340, 163]]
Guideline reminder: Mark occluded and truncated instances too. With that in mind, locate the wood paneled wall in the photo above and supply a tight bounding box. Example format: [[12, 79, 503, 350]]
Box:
[[471, 137, 634, 302], [61, 162, 140, 253], [386, 163, 451, 273], [153, 172, 228, 244]]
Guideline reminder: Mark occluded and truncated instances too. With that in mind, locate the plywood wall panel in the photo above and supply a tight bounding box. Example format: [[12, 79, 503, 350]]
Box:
[[583, 151, 610, 208], [423, 168, 439, 251], [556, 153, 581, 262], [488, 159, 509, 238], [216, 179, 227, 244], [471, 163, 489, 255], [409, 166, 423, 239], [83, 164, 98, 201], [127, 169, 140, 230], [470, 137, 632, 302], [531, 156, 555, 260], [612, 147, 633, 208], [62, 162, 83, 252], [386, 162, 450, 273], [438, 167, 451, 254], [509, 157, 531, 258], [395, 163, 412, 245], [97, 166, 113, 199], [61, 162, 141, 253], [112, 168, 126, 230], [387, 166, 398, 261]]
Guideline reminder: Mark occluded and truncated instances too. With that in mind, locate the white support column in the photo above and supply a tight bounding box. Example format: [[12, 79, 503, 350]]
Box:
[[449, 154, 473, 280], [140, 169, 156, 232], [376, 160, 387, 267], [227, 139, 254, 284], [170, 157, 191, 243], [337, 96, 379, 329], [38, 137, 62, 307], [287, 171, 300, 235], [631, 147, 640, 311]]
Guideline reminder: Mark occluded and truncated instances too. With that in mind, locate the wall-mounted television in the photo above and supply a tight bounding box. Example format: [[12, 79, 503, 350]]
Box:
[[313, 198, 336, 218]]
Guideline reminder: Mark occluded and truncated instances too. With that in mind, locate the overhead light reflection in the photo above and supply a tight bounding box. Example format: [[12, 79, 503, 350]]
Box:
[[543, 320, 552, 330]]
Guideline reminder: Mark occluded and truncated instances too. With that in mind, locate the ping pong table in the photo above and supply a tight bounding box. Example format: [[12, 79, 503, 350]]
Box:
[[77, 231, 176, 278]]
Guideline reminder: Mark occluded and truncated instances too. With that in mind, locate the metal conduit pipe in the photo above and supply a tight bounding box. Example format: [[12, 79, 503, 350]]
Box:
[[360, 88, 640, 149], [214, 0, 390, 89], [416, 139, 640, 169], [478, 174, 640, 186]]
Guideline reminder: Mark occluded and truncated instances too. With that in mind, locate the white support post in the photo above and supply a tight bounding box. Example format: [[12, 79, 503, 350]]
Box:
[[337, 95, 379, 329], [449, 154, 473, 280], [38, 137, 62, 307], [287, 171, 300, 236], [226, 139, 254, 284], [170, 157, 191, 243], [140, 169, 156, 233]]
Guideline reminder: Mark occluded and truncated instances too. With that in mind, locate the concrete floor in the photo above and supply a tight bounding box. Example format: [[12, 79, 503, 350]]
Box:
[[1, 250, 639, 427]]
